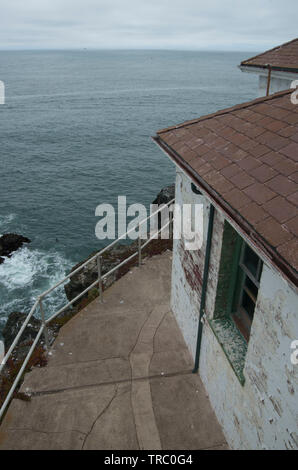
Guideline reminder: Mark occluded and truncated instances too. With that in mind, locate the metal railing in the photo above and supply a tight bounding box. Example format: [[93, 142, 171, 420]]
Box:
[[0, 199, 174, 420]]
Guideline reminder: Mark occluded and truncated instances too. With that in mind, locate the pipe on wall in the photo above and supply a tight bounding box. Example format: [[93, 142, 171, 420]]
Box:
[[193, 204, 215, 373], [266, 64, 272, 96]]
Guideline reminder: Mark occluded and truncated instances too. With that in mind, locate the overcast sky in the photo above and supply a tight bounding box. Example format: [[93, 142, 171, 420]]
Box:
[[0, 0, 297, 51]]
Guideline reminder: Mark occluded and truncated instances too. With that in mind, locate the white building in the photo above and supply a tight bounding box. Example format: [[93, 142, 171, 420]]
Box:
[[154, 85, 298, 448], [240, 38, 298, 96]]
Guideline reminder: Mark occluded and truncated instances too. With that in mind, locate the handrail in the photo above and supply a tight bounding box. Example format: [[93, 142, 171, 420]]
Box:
[[39, 199, 174, 299], [0, 299, 40, 374], [0, 198, 174, 420]]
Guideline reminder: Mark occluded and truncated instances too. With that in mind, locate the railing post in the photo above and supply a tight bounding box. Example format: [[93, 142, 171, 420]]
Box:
[[97, 255, 103, 303], [138, 225, 142, 267], [39, 298, 50, 350], [169, 207, 173, 240]]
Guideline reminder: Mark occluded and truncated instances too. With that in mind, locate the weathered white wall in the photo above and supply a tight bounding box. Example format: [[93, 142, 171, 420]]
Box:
[[171, 169, 225, 359], [200, 264, 298, 450], [171, 168, 298, 450], [259, 74, 294, 97], [171, 170, 210, 359]]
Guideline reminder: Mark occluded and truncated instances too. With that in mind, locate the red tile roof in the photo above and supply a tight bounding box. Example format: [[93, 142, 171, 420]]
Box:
[[241, 38, 298, 72], [155, 90, 298, 286]]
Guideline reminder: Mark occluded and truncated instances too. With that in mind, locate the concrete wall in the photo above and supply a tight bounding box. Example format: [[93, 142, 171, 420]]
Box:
[[171, 169, 298, 450]]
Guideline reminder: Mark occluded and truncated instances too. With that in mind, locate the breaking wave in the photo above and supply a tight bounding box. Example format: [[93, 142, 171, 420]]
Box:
[[0, 246, 72, 334]]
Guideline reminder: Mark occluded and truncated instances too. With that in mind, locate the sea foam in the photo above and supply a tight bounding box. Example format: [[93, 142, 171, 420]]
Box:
[[0, 246, 72, 332]]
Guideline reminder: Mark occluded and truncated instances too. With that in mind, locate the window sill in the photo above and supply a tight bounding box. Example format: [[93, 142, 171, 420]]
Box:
[[208, 317, 247, 386]]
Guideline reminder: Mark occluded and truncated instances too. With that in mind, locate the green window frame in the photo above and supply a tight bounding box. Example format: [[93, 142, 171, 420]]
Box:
[[227, 238, 263, 342], [209, 222, 264, 384]]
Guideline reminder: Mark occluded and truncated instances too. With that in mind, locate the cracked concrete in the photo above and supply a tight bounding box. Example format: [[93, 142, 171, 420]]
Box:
[[0, 252, 227, 450]]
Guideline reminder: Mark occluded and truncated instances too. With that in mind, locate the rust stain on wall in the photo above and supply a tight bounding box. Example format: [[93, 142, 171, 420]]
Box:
[[182, 244, 203, 293]]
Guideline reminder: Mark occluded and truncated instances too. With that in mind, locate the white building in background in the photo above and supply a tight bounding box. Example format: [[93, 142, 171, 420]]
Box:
[[239, 38, 298, 96], [154, 43, 298, 449]]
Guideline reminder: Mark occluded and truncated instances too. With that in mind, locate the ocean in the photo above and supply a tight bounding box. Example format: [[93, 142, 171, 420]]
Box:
[[0, 50, 257, 332]]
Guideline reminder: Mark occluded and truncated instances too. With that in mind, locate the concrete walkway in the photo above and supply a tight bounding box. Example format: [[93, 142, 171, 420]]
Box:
[[0, 251, 227, 450]]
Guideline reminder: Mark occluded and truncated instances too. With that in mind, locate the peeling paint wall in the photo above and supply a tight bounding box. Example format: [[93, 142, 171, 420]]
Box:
[[171, 168, 298, 450], [171, 169, 224, 359]]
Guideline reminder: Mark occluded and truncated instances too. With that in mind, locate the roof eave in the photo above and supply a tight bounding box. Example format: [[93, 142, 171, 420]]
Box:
[[240, 63, 298, 75], [153, 135, 298, 290]]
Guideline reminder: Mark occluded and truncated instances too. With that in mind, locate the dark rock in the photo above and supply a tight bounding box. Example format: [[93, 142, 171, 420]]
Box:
[[152, 184, 175, 206], [0, 257, 4, 264], [152, 184, 175, 230], [2, 311, 59, 362], [3, 311, 42, 352], [0, 233, 31, 258]]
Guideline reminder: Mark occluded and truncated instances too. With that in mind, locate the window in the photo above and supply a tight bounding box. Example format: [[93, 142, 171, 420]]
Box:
[[229, 240, 263, 342], [209, 221, 263, 384]]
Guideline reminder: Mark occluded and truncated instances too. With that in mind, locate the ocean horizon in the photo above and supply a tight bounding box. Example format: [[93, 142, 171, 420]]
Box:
[[0, 49, 258, 332]]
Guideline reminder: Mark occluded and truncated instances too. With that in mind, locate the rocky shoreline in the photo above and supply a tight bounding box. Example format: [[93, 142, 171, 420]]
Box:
[[1, 184, 175, 365]]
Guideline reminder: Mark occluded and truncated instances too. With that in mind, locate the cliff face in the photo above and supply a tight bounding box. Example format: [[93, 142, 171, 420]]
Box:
[[3, 312, 42, 351]]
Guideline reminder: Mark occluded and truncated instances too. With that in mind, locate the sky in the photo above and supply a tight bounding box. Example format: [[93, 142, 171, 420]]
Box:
[[0, 0, 297, 51]]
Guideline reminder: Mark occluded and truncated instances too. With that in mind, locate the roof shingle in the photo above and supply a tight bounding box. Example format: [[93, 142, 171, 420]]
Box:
[[155, 89, 298, 282]]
